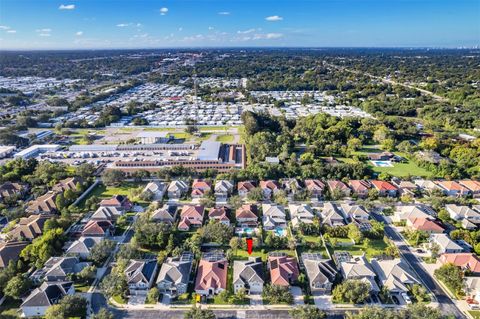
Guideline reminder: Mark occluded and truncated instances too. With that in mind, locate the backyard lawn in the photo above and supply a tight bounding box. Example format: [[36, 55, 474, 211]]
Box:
[[233, 248, 293, 261], [330, 238, 388, 259], [216, 134, 234, 143], [77, 182, 147, 209]]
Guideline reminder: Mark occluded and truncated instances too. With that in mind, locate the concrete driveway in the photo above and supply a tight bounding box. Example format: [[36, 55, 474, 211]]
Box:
[[313, 295, 332, 309], [128, 295, 146, 305], [290, 286, 304, 305], [161, 293, 171, 305], [249, 293, 263, 306]]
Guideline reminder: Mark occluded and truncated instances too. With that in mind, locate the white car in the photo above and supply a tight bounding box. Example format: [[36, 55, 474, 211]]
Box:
[[401, 293, 412, 304]]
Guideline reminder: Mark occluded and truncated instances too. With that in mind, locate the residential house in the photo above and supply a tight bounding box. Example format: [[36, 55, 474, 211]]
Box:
[[21, 281, 75, 318], [191, 179, 212, 199], [319, 202, 345, 227], [281, 178, 301, 195], [142, 181, 167, 201], [64, 236, 102, 259], [339, 204, 369, 222], [302, 253, 338, 294], [327, 180, 351, 197], [370, 180, 398, 197], [406, 217, 445, 234], [233, 257, 264, 294], [289, 204, 315, 228], [52, 177, 83, 193], [370, 258, 421, 294], [446, 205, 480, 222], [31, 257, 90, 283], [392, 205, 434, 223], [82, 220, 114, 237], [156, 252, 193, 297], [268, 255, 300, 286], [436, 181, 470, 197], [0, 182, 28, 202], [208, 207, 230, 226], [439, 253, 480, 274], [237, 181, 256, 198], [259, 180, 280, 199], [7, 214, 53, 241], [90, 206, 122, 222], [26, 191, 58, 214], [367, 152, 394, 161], [125, 259, 159, 295], [391, 178, 418, 196], [99, 195, 132, 212], [0, 241, 28, 268], [194, 257, 228, 297], [168, 180, 189, 199], [413, 180, 442, 194], [348, 180, 371, 198], [340, 255, 380, 293], [150, 205, 178, 224], [262, 203, 287, 230], [214, 180, 234, 201], [178, 205, 205, 231], [429, 234, 464, 255], [459, 181, 480, 198], [236, 204, 258, 227], [304, 179, 326, 199]]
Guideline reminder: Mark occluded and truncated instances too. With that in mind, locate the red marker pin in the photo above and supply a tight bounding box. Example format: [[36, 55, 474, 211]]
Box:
[[246, 237, 253, 255]]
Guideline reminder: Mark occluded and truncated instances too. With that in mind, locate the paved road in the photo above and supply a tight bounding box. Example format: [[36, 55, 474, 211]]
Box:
[[372, 212, 466, 318]]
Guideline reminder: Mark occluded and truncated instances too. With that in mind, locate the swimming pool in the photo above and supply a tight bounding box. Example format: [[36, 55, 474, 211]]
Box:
[[274, 227, 287, 237], [235, 227, 256, 235], [370, 160, 394, 167]]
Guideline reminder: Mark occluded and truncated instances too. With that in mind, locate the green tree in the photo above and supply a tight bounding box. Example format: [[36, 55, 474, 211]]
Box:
[[101, 170, 125, 187], [184, 306, 216, 319], [262, 284, 293, 304], [347, 223, 363, 244], [434, 263, 464, 296], [289, 305, 327, 319], [100, 271, 128, 299], [146, 287, 160, 304], [332, 279, 370, 304], [3, 275, 31, 299], [92, 309, 115, 319], [89, 239, 116, 265]]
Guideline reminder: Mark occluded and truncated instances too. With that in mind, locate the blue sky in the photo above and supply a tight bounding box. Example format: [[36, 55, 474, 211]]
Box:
[[0, 0, 478, 49]]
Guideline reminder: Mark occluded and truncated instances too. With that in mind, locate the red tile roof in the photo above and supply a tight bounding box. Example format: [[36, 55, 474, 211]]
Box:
[[195, 259, 228, 291], [371, 180, 397, 191], [439, 253, 480, 273], [269, 256, 299, 286]]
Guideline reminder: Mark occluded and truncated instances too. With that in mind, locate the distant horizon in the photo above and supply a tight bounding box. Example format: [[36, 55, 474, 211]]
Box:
[[0, 0, 478, 50]]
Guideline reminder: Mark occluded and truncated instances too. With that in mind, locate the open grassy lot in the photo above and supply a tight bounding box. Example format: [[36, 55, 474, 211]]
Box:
[[77, 182, 147, 209], [469, 311, 480, 319], [330, 238, 388, 259], [233, 248, 293, 261], [216, 134, 234, 143]]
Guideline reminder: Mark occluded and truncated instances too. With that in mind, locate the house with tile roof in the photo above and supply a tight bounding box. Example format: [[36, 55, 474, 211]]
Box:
[[302, 253, 338, 294], [268, 255, 299, 286], [262, 203, 287, 230], [391, 178, 418, 196], [0, 241, 28, 269], [150, 205, 178, 224], [413, 180, 442, 194], [406, 217, 445, 234], [289, 204, 315, 228], [7, 214, 53, 241], [236, 204, 258, 227], [436, 181, 470, 197], [214, 180, 234, 201], [439, 253, 480, 274], [370, 180, 398, 197], [195, 258, 228, 297], [327, 180, 351, 197], [142, 181, 167, 201], [370, 258, 421, 294], [304, 179, 326, 199], [90, 206, 123, 222], [446, 204, 480, 222], [208, 207, 230, 226], [0, 182, 28, 202], [156, 252, 193, 297], [392, 205, 434, 223], [191, 179, 212, 198], [26, 192, 58, 214], [319, 202, 345, 227], [429, 234, 464, 255], [339, 203, 369, 222], [64, 236, 102, 260], [21, 281, 74, 317], [125, 259, 159, 295], [237, 181, 256, 198], [52, 177, 83, 193], [459, 180, 480, 198], [178, 205, 204, 231], [99, 195, 132, 212], [81, 220, 114, 237], [168, 180, 189, 199], [259, 180, 280, 199], [340, 255, 380, 293], [348, 180, 371, 198], [233, 257, 264, 294], [281, 178, 302, 195]]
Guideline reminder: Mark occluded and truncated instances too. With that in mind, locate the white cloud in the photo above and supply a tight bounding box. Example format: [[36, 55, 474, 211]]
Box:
[[178, 27, 183, 32], [237, 28, 258, 34], [208, 26, 214, 30], [76, 31, 83, 36], [6, 30, 16, 34], [59, 4, 75, 10], [160, 7, 168, 15], [36, 28, 52, 33], [0, 25, 10, 30], [265, 15, 283, 22], [39, 33, 51, 37], [253, 32, 283, 40], [116, 23, 129, 27], [218, 11, 230, 15]]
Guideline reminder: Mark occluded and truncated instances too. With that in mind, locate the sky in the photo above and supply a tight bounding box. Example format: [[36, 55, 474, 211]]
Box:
[[0, 0, 478, 49]]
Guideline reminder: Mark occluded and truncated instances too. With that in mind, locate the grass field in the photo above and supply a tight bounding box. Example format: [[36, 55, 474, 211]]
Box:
[[77, 182, 147, 209], [469, 311, 480, 319], [331, 238, 388, 259], [233, 248, 293, 261], [216, 134, 234, 143]]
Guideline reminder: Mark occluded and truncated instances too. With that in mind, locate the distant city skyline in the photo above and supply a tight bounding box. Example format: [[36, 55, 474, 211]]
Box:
[[0, 0, 478, 50]]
